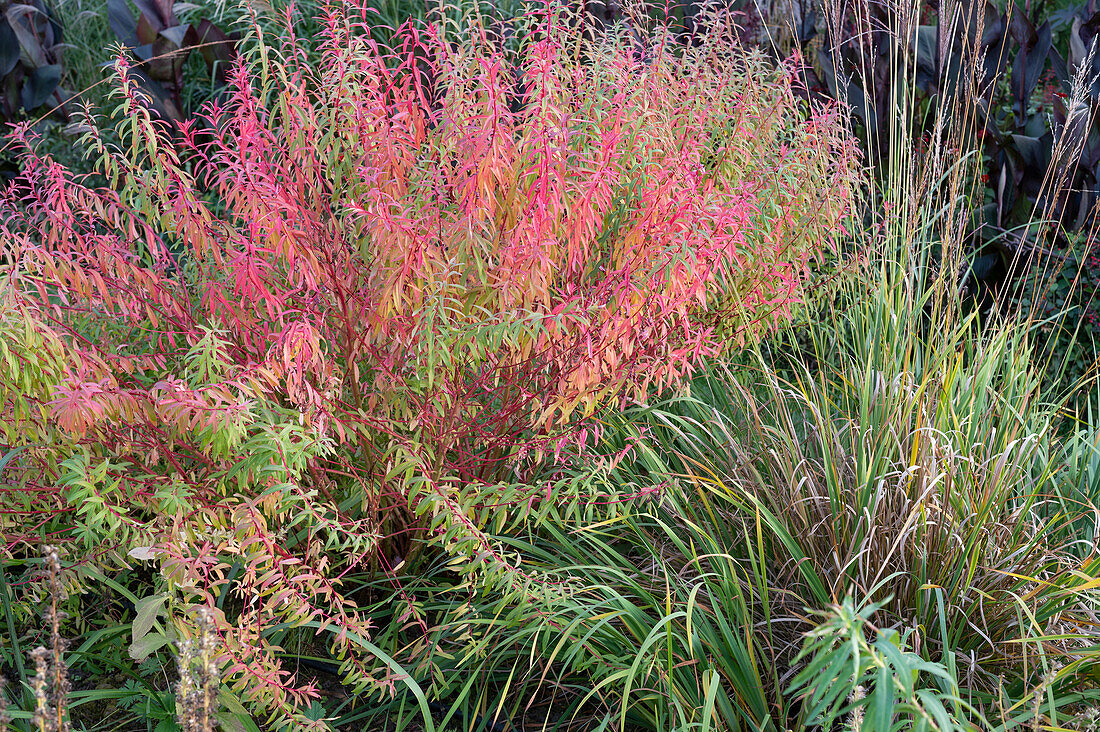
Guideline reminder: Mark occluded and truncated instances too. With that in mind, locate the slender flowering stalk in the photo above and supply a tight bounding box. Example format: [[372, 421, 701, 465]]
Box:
[[176, 608, 220, 732], [28, 547, 69, 732]]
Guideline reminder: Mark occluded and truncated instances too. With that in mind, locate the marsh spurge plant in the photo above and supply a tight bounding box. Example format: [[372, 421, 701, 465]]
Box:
[[0, 0, 856, 723]]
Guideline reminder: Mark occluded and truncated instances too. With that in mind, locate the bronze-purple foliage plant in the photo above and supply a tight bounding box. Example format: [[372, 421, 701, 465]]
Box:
[[760, 0, 1100, 255], [0, 0, 65, 122], [107, 0, 237, 121]]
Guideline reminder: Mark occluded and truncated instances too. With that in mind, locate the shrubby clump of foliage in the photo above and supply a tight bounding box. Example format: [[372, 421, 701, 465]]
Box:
[[0, 0, 855, 725], [5, 0, 1097, 729]]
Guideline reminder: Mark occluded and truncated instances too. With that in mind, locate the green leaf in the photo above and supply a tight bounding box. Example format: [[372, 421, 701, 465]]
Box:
[[700, 668, 719, 732], [128, 632, 171, 660], [130, 592, 168, 654], [870, 663, 892, 731], [917, 688, 953, 731], [154, 718, 182, 732]]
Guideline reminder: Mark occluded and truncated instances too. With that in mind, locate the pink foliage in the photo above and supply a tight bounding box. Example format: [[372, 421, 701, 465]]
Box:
[[0, 0, 857, 722]]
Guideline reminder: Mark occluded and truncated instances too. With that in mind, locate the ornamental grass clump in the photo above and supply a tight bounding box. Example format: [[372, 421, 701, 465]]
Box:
[[0, 0, 857, 724], [565, 119, 1100, 728]]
